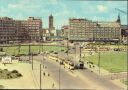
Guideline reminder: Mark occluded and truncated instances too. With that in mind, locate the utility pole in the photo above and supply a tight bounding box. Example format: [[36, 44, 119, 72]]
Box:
[[32, 53, 33, 70], [79, 45, 81, 62], [29, 44, 31, 61], [67, 38, 69, 56], [126, 2, 128, 85], [75, 43, 77, 59], [118, 41, 120, 53], [98, 46, 101, 75], [40, 64, 42, 89], [58, 53, 61, 90], [18, 43, 21, 61]]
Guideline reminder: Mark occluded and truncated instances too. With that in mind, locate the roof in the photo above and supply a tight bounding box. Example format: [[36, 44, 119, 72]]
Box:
[[121, 25, 128, 29], [61, 25, 69, 29], [97, 21, 120, 27]]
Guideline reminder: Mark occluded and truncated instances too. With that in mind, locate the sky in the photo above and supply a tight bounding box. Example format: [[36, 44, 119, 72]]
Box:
[[0, 0, 127, 29]]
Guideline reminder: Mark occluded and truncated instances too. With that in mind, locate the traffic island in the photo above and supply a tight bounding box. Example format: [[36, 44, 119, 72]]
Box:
[[0, 85, 4, 89], [0, 69, 22, 79]]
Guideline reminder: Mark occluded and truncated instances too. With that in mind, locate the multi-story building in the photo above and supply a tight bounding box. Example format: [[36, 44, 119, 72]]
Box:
[[69, 16, 121, 42], [61, 25, 69, 39], [14, 20, 29, 42], [26, 17, 42, 42], [0, 17, 16, 44], [94, 21, 121, 42], [121, 25, 128, 44], [0, 17, 29, 44], [0, 17, 42, 44]]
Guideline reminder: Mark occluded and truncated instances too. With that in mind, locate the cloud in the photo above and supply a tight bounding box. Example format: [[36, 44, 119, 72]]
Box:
[[0, 0, 127, 28], [97, 5, 108, 12], [8, 0, 41, 11]]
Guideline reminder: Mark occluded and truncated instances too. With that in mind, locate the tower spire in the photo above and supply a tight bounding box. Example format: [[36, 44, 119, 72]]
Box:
[[116, 13, 121, 23]]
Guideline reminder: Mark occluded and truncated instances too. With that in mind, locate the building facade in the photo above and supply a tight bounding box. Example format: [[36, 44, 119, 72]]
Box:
[[69, 18, 121, 42], [0, 17, 42, 44], [61, 25, 69, 39], [121, 25, 128, 44], [40, 28, 50, 41], [0, 17, 29, 44], [49, 14, 55, 36], [22, 17, 42, 42]]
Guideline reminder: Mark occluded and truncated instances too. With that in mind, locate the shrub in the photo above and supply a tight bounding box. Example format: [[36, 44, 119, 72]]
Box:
[[0, 85, 4, 89], [16, 73, 22, 77], [11, 70, 18, 73]]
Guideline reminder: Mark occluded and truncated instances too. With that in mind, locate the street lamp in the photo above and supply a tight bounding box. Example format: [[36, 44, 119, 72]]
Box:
[[32, 52, 33, 70], [66, 37, 69, 56], [79, 43, 83, 62], [98, 45, 101, 75], [40, 64, 42, 89]]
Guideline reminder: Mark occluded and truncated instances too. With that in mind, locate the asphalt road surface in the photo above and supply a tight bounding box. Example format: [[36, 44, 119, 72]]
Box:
[[21, 55, 125, 90], [35, 55, 91, 89]]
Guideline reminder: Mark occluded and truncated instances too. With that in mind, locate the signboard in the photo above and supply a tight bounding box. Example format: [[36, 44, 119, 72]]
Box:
[[2, 56, 12, 64]]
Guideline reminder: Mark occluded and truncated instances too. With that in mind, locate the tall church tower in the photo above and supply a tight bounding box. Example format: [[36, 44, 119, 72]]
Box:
[[49, 14, 54, 29], [49, 14, 56, 36]]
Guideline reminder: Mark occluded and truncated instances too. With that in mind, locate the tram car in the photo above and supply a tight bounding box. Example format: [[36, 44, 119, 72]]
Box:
[[48, 53, 84, 70]]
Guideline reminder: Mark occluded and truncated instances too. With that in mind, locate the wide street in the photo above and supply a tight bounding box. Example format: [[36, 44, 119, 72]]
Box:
[[32, 54, 125, 90]]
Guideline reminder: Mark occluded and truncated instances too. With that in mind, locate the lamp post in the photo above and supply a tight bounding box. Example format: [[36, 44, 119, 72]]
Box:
[[32, 52, 33, 70], [98, 45, 101, 75], [40, 64, 42, 89], [58, 52, 61, 90], [75, 43, 77, 59], [66, 38, 69, 56], [79, 42, 83, 62], [79, 45, 82, 62], [127, 35, 128, 81]]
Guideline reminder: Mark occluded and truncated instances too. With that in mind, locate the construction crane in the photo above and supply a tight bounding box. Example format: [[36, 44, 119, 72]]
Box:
[[115, 8, 127, 15]]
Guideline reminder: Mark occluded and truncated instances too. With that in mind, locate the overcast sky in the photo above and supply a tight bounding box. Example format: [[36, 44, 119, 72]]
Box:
[[0, 0, 127, 29]]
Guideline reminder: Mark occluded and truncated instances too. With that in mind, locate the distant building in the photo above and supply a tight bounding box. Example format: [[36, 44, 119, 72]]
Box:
[[61, 25, 69, 39], [69, 16, 121, 42], [49, 14, 54, 29], [40, 28, 50, 41], [49, 14, 56, 36], [121, 25, 128, 44], [22, 17, 42, 42], [121, 25, 128, 37], [56, 29, 62, 37], [0, 17, 42, 44], [0, 17, 29, 44]]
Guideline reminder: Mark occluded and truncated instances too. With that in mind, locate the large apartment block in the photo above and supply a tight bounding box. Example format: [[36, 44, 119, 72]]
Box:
[[0, 17, 42, 44], [69, 17, 121, 42], [0, 17, 29, 44], [20, 17, 42, 42]]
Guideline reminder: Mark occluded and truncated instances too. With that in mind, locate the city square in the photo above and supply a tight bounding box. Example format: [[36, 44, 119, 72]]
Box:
[[0, 0, 127, 90]]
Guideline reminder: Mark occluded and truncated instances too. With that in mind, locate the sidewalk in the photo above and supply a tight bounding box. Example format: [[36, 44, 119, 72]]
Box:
[[0, 62, 37, 89], [32, 60, 58, 89], [0, 60, 58, 89]]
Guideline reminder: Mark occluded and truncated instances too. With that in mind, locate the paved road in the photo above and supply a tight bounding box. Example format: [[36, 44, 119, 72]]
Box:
[[34, 55, 92, 89], [77, 69, 124, 90], [56, 52, 125, 90], [20, 55, 126, 90]]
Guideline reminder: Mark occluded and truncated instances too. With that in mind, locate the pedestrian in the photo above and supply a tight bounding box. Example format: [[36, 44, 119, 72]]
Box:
[[48, 73, 50, 76], [43, 72, 45, 76], [52, 83, 54, 88]]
